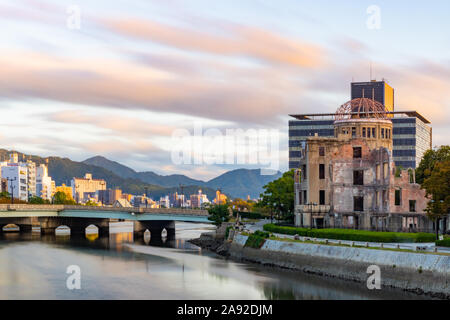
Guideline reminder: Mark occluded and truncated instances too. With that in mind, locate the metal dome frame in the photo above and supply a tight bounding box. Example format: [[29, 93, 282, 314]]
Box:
[[335, 98, 389, 121]]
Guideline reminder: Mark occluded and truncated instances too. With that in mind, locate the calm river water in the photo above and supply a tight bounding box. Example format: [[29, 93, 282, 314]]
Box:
[[0, 222, 431, 300]]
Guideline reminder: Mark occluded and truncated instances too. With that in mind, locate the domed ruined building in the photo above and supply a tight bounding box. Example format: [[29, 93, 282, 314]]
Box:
[[293, 98, 435, 232]]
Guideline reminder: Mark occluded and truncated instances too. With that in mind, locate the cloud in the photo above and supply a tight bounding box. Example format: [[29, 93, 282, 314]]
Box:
[[0, 50, 299, 125], [47, 110, 176, 137], [101, 17, 327, 69]]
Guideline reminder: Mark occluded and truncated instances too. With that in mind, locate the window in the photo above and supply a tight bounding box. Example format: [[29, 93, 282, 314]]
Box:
[[319, 190, 325, 205], [353, 147, 362, 159], [298, 192, 303, 205], [375, 191, 379, 208], [319, 146, 325, 156], [353, 170, 364, 185], [302, 165, 307, 180], [362, 127, 366, 137], [303, 190, 307, 204], [319, 164, 325, 179], [408, 169, 414, 183], [383, 163, 389, 179], [381, 128, 385, 139], [354, 196, 364, 212], [395, 189, 402, 206], [367, 127, 371, 138], [409, 200, 416, 212], [372, 128, 376, 138], [352, 127, 356, 138]]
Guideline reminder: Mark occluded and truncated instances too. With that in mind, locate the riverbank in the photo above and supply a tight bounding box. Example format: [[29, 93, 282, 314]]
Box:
[[191, 230, 450, 300]]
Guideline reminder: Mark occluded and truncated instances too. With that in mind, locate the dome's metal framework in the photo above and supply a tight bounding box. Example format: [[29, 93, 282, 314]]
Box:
[[335, 98, 389, 121]]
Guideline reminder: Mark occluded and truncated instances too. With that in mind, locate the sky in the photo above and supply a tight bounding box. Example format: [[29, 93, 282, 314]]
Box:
[[0, 0, 449, 180]]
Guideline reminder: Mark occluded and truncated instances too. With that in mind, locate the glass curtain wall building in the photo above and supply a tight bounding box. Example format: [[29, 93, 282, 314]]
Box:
[[289, 111, 431, 170]]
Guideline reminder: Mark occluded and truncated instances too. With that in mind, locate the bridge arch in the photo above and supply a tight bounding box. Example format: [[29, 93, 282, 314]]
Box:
[[55, 225, 71, 235], [2, 224, 20, 232], [85, 224, 99, 234]]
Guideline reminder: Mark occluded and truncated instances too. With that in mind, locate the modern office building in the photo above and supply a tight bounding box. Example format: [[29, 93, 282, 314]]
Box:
[[289, 111, 432, 170], [351, 80, 394, 114], [98, 188, 122, 205], [289, 80, 431, 169]]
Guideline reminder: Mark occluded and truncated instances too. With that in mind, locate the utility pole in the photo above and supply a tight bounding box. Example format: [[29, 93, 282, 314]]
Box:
[[7, 177, 16, 204]]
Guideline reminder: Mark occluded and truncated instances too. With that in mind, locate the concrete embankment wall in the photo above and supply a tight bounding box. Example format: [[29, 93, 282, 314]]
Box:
[[229, 234, 450, 298]]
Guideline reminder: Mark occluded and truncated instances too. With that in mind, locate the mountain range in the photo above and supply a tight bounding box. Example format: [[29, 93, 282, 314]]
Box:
[[83, 156, 282, 199], [0, 150, 282, 199]]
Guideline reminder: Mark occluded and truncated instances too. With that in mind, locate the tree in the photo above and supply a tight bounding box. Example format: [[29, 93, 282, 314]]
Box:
[[258, 169, 295, 222], [0, 191, 10, 199], [52, 191, 77, 205], [85, 200, 99, 206], [207, 204, 230, 226], [29, 196, 50, 204], [422, 159, 450, 239], [230, 198, 255, 212], [416, 145, 450, 185]]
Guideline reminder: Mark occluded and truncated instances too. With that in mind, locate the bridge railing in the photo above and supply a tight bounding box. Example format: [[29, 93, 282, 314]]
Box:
[[0, 204, 209, 216]]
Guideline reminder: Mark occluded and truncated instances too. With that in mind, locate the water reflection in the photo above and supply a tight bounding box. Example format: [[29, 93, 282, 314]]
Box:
[[0, 222, 435, 300]]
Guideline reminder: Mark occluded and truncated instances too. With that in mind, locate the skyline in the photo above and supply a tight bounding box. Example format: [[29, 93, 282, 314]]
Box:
[[1, 0, 449, 180]]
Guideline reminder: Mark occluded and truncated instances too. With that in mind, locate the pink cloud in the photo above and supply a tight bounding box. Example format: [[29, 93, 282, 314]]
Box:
[[101, 18, 327, 68]]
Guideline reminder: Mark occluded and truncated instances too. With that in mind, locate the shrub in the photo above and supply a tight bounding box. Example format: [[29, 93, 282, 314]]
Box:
[[225, 226, 233, 239], [244, 230, 270, 249], [436, 238, 450, 247], [233, 211, 265, 220], [262, 224, 435, 243]]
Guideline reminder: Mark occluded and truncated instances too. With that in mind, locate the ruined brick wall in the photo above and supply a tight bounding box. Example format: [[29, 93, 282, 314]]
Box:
[[390, 168, 429, 215]]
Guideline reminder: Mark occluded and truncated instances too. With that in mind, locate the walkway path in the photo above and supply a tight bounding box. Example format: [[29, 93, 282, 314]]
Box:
[[243, 219, 450, 254]]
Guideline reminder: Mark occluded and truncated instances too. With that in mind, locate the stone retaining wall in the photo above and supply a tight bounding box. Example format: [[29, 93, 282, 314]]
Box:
[[230, 234, 450, 298]]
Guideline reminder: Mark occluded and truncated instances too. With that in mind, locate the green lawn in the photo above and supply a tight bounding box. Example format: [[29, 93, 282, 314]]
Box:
[[263, 224, 435, 243]]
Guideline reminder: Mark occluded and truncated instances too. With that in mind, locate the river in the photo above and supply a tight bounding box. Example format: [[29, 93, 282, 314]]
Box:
[[0, 222, 432, 300]]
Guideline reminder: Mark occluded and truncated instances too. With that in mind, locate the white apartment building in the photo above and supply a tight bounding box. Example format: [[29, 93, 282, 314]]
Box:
[[36, 164, 55, 200], [159, 195, 171, 208], [1, 162, 28, 201], [27, 160, 36, 198]]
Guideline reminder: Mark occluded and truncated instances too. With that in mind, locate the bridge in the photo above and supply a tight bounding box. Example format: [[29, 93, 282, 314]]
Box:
[[0, 204, 210, 239]]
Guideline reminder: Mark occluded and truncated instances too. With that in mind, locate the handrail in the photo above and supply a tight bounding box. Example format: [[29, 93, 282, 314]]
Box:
[[0, 204, 209, 216]]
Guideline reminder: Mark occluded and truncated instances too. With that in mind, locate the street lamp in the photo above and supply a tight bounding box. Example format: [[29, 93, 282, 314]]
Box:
[[6, 177, 16, 204], [271, 202, 276, 224]]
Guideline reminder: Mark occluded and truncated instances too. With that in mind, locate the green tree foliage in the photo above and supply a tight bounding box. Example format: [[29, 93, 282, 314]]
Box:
[[52, 191, 77, 205], [85, 200, 99, 206], [0, 191, 10, 199], [207, 204, 230, 226], [258, 169, 295, 222], [417, 146, 450, 239], [29, 196, 50, 204], [416, 145, 450, 184]]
